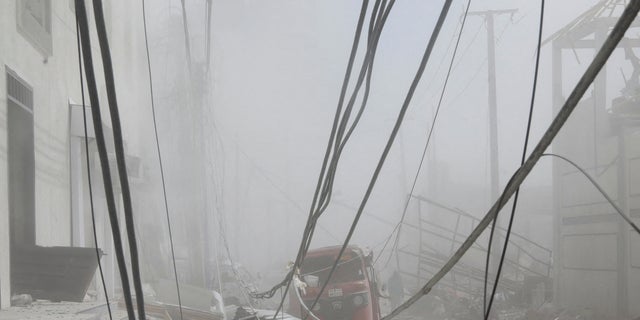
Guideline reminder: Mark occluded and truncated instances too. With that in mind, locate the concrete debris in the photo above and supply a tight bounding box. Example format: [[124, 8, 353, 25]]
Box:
[[141, 301, 225, 320], [10, 294, 33, 307], [0, 300, 127, 320], [230, 306, 299, 320]]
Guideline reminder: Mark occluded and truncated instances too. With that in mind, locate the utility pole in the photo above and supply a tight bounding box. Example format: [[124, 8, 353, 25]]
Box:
[[468, 8, 516, 278]]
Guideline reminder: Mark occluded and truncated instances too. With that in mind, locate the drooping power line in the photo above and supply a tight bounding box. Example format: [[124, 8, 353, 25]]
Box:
[[90, 0, 147, 317], [376, 0, 473, 270], [75, 0, 137, 318], [141, 0, 184, 319], [542, 153, 640, 235], [382, 1, 640, 318], [74, 15, 113, 320], [484, 1, 545, 318], [303, 0, 454, 317]]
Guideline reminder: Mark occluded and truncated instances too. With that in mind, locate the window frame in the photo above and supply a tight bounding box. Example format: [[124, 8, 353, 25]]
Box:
[[16, 0, 53, 57]]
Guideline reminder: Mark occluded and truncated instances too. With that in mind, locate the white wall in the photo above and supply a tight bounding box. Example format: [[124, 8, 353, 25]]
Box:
[[0, 1, 79, 308], [0, 1, 12, 308], [0, 0, 149, 308]]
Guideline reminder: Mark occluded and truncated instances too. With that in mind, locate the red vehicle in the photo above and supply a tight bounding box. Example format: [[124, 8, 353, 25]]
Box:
[[289, 245, 381, 320]]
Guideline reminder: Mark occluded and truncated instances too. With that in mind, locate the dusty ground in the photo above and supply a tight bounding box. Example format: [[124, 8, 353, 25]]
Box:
[[0, 300, 126, 320]]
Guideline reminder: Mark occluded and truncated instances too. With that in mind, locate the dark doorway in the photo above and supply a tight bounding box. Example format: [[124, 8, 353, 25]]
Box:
[[7, 68, 36, 247]]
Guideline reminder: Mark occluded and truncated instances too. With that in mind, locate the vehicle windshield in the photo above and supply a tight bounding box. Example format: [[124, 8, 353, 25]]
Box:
[[301, 254, 365, 287]]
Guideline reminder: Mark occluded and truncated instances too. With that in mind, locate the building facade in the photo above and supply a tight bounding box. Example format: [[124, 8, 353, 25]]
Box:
[[0, 0, 155, 309], [550, 2, 640, 318]]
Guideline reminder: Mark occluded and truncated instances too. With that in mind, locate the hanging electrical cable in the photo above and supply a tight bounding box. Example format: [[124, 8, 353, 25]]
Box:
[[75, 17, 113, 320], [260, 0, 373, 310], [180, 0, 193, 78], [231, 145, 340, 242], [269, 2, 397, 316], [313, 0, 393, 218], [382, 2, 640, 318], [482, 190, 508, 314], [332, 0, 389, 148], [375, 0, 473, 269], [90, 1, 146, 318], [483, 1, 545, 318], [479, 7, 539, 316], [266, 0, 382, 313], [298, 0, 374, 260], [414, 12, 467, 102], [205, 0, 213, 75], [141, 0, 184, 319], [542, 153, 640, 235], [303, 1, 454, 318], [297, 0, 391, 272], [481, 11, 532, 312], [303, 0, 395, 276], [74, 0, 136, 318]]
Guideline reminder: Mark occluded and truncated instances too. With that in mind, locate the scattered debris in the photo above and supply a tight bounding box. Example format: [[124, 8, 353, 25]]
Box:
[[144, 301, 225, 320], [230, 306, 299, 320], [10, 294, 33, 307], [0, 300, 127, 320]]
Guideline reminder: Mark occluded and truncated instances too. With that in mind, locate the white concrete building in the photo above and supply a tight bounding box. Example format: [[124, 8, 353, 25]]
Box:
[[0, 0, 155, 309]]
